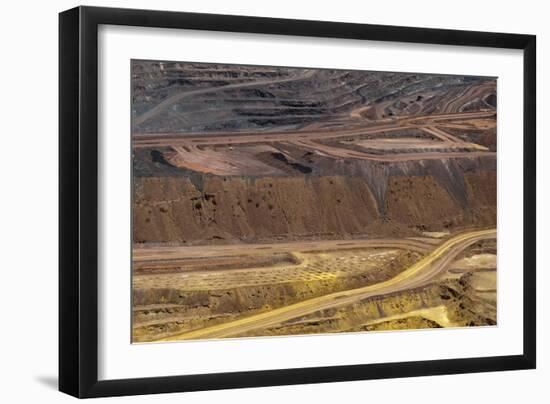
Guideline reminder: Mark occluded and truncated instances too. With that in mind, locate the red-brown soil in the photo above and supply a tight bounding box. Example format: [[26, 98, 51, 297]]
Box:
[[131, 61, 497, 342]]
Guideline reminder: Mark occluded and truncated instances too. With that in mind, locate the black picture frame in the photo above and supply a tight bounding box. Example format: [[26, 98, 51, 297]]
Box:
[[59, 5, 536, 398]]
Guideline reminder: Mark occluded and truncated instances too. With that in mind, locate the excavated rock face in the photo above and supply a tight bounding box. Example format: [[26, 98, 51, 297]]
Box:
[[132, 249, 423, 341], [131, 61, 498, 342], [132, 60, 496, 244], [132, 61, 493, 134], [133, 164, 496, 244]]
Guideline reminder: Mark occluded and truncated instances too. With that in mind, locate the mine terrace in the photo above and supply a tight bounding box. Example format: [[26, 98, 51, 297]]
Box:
[[131, 61, 497, 342]]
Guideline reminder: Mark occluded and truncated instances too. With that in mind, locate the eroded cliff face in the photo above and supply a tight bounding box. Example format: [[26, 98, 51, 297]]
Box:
[[133, 156, 496, 245]]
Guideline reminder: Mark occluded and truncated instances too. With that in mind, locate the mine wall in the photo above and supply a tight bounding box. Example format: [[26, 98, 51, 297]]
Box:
[[132, 250, 421, 340], [132, 256, 496, 341], [132, 60, 490, 135], [133, 156, 496, 245], [239, 278, 497, 338]]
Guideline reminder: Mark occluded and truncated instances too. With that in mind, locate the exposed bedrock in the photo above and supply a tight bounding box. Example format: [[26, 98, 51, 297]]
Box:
[[134, 146, 496, 211], [309, 154, 496, 212], [132, 250, 422, 340], [239, 279, 496, 338], [133, 157, 496, 244], [132, 60, 495, 134]]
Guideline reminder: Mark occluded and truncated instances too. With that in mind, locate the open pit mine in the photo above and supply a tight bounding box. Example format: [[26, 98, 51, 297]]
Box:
[[131, 60, 497, 342]]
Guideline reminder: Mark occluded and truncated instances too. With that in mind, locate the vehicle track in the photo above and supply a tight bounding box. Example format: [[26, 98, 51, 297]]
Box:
[[154, 229, 496, 341], [133, 70, 316, 127], [133, 110, 495, 147], [133, 237, 433, 263]]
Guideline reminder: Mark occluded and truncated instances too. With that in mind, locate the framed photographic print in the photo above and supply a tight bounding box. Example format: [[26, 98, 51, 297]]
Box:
[[59, 6, 536, 398]]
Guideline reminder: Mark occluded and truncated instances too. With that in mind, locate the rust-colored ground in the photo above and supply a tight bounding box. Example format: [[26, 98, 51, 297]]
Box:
[[131, 61, 497, 342]]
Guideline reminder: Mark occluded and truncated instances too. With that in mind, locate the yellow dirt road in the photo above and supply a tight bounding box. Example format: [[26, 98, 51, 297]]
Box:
[[156, 228, 496, 341]]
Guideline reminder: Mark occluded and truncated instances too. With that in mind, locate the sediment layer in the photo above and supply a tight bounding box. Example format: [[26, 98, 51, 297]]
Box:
[[134, 164, 496, 245]]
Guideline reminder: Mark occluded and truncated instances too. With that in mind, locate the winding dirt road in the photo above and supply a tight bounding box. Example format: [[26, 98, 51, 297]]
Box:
[[132, 107, 495, 167], [155, 228, 496, 341], [133, 70, 316, 127]]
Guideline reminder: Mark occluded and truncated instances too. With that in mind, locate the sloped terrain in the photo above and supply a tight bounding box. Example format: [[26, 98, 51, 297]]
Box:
[[131, 60, 497, 342]]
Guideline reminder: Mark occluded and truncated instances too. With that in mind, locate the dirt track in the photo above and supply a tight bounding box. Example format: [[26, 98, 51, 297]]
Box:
[[133, 110, 494, 147], [133, 70, 316, 127], [133, 237, 435, 264], [133, 110, 495, 171], [154, 229, 496, 341]]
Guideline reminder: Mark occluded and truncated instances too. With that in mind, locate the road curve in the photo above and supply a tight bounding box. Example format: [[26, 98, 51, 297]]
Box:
[[156, 228, 496, 341], [133, 70, 315, 128]]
